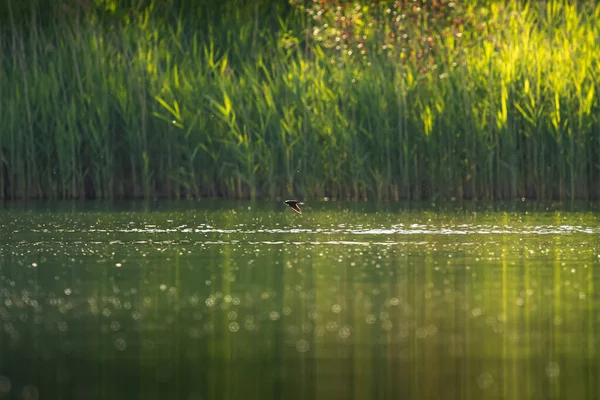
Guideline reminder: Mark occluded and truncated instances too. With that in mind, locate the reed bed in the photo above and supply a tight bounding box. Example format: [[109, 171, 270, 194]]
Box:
[[0, 0, 598, 200]]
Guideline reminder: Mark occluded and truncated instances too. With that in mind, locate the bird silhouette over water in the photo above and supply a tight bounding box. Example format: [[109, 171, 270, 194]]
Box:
[[284, 200, 304, 214]]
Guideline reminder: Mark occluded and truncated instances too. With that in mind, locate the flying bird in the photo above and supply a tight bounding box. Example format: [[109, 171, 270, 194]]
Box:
[[284, 200, 304, 214]]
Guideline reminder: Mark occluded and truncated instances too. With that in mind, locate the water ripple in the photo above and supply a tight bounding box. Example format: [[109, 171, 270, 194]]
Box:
[[68, 224, 600, 236], [21, 224, 600, 246]]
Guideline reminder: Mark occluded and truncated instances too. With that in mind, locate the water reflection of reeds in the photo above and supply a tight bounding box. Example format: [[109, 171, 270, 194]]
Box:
[[0, 209, 599, 399]]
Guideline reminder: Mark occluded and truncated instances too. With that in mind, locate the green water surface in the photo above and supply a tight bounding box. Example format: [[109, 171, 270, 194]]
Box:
[[0, 201, 599, 399]]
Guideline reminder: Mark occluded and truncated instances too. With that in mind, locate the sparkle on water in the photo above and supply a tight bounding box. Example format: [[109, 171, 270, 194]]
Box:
[[1, 200, 599, 400]]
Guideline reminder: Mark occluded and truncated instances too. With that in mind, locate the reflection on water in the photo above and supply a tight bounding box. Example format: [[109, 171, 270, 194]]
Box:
[[0, 201, 599, 399]]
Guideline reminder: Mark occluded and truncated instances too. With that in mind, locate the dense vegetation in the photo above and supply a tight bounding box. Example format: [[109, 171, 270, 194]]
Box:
[[1, 0, 599, 200]]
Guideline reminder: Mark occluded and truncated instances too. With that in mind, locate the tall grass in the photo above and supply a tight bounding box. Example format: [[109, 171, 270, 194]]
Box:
[[0, 0, 598, 200]]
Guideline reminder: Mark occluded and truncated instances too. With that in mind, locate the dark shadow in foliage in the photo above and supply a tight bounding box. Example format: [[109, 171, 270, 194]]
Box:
[[0, 0, 293, 32]]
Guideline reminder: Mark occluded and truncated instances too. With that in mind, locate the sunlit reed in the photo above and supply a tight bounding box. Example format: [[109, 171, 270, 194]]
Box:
[[0, 0, 598, 200]]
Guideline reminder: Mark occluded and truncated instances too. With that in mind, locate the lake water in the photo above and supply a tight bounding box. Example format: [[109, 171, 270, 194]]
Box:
[[1, 201, 599, 399]]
